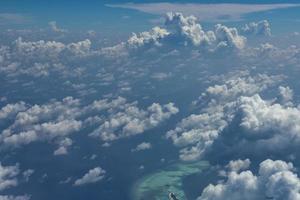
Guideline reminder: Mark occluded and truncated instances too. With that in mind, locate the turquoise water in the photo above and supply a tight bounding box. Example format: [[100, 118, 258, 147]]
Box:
[[132, 161, 210, 200]]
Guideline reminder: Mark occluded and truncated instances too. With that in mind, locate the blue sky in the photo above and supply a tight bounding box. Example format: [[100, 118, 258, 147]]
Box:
[[2, 0, 300, 35]]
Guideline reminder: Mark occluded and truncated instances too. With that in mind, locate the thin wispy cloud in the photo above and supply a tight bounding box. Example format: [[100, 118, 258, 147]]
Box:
[[106, 3, 300, 21], [0, 13, 32, 25]]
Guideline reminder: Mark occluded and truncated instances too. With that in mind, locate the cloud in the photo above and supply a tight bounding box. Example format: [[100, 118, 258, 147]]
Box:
[[0, 196, 30, 200], [22, 169, 34, 182], [241, 20, 271, 36], [214, 24, 245, 49], [0, 37, 94, 79], [198, 159, 300, 200], [89, 98, 178, 142], [167, 72, 282, 161], [226, 159, 251, 173], [103, 12, 246, 58], [237, 94, 300, 151], [0, 97, 82, 150], [48, 21, 67, 33], [0, 102, 26, 119], [0, 13, 32, 25], [0, 163, 19, 191], [106, 3, 300, 22], [0, 163, 30, 200], [0, 96, 177, 152], [73, 167, 106, 186], [53, 138, 73, 156], [277, 86, 293, 105], [131, 142, 152, 152]]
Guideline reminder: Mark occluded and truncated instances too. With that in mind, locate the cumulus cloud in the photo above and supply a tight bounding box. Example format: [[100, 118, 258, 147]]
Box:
[[0, 102, 26, 119], [237, 94, 300, 151], [53, 138, 73, 156], [0, 96, 177, 151], [0, 163, 19, 191], [0, 37, 93, 79], [198, 159, 300, 200], [103, 12, 246, 57], [277, 86, 293, 105], [131, 142, 152, 152], [241, 20, 271, 36], [73, 167, 106, 186], [48, 21, 67, 33], [89, 98, 178, 142], [22, 169, 34, 182], [0, 163, 30, 200], [226, 159, 251, 172], [214, 24, 246, 49], [0, 97, 82, 149], [167, 72, 282, 161]]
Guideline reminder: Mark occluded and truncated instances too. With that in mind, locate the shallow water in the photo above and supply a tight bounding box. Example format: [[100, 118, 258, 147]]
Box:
[[132, 161, 210, 200]]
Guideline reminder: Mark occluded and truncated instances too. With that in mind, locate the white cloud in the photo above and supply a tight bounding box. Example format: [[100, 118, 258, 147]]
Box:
[[73, 167, 106, 186], [48, 21, 67, 33], [0, 13, 32, 25], [165, 12, 215, 46], [106, 3, 300, 22], [198, 159, 300, 200], [167, 72, 282, 161], [0, 97, 82, 149], [226, 159, 251, 172], [22, 169, 34, 182], [241, 20, 271, 36], [90, 99, 178, 142], [0, 163, 19, 191], [53, 138, 73, 156], [278, 86, 293, 105], [0, 102, 26, 119], [237, 94, 300, 150], [0, 96, 177, 151], [102, 12, 246, 58], [214, 24, 245, 49], [0, 163, 30, 199], [132, 142, 152, 152]]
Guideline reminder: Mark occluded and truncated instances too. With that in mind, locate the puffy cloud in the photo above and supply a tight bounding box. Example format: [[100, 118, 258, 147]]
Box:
[[14, 37, 91, 59], [226, 159, 251, 172], [198, 159, 300, 200], [278, 86, 293, 105], [48, 21, 67, 33], [0, 97, 82, 149], [53, 138, 73, 156], [214, 24, 246, 49], [0, 163, 30, 200], [237, 94, 300, 150], [0, 96, 177, 150], [127, 27, 169, 49], [73, 167, 106, 186], [22, 169, 34, 182], [131, 142, 152, 152], [167, 73, 282, 161], [165, 12, 215, 46], [241, 20, 271, 36], [0, 102, 26, 119], [103, 12, 246, 57], [0, 37, 93, 79], [0, 163, 19, 191], [90, 100, 178, 142]]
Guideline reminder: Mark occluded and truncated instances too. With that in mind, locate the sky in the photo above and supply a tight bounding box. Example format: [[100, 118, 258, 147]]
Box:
[[2, 1, 300, 200]]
